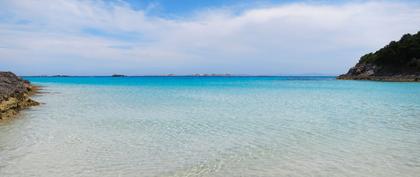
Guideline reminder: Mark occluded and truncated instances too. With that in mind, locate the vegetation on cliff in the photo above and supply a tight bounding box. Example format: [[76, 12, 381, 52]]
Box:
[[0, 72, 39, 120], [338, 31, 420, 81]]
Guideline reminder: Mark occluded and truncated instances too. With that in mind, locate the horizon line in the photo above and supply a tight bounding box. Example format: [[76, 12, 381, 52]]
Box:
[[20, 74, 338, 77]]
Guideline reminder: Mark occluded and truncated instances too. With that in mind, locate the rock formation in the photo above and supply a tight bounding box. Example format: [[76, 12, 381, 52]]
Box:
[[0, 72, 39, 120], [338, 31, 420, 81]]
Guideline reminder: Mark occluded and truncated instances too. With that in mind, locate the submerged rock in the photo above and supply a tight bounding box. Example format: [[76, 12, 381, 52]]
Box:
[[0, 72, 39, 120]]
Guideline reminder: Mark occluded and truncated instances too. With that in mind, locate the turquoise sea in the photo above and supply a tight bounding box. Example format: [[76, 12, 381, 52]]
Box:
[[1, 76, 420, 177]]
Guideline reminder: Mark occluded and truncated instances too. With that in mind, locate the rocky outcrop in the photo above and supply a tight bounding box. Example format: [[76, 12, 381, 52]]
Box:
[[338, 31, 420, 82], [337, 62, 420, 82], [0, 72, 39, 120]]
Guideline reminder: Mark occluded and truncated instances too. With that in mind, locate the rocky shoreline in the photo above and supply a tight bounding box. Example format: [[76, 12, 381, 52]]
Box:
[[337, 63, 420, 82], [0, 72, 39, 120], [337, 31, 420, 82], [337, 75, 420, 82]]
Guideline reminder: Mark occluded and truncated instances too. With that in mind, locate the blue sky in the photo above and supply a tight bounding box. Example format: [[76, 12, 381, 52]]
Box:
[[1, 0, 420, 76], [122, 0, 352, 12], [122, 0, 301, 15]]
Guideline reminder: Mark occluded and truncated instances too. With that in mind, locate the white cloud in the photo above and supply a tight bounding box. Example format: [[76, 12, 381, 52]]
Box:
[[1, 0, 420, 75]]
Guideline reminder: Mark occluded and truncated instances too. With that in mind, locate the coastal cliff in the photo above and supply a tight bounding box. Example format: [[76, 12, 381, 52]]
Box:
[[0, 72, 39, 120], [338, 31, 420, 81]]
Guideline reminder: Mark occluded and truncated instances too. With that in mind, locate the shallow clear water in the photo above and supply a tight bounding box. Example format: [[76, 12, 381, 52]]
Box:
[[1, 76, 420, 177]]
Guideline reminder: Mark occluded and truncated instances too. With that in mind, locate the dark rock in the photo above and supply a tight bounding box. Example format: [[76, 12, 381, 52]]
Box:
[[0, 72, 39, 120], [0, 72, 29, 101]]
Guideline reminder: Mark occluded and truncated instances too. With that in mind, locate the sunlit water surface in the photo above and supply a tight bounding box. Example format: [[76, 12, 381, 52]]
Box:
[[1, 77, 420, 177]]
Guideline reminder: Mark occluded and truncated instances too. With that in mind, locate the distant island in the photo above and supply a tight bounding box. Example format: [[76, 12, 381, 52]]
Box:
[[338, 31, 420, 82], [52, 75, 70, 77], [112, 74, 126, 77]]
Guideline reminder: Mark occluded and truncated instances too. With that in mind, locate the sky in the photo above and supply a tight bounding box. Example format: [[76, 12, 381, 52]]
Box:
[[1, 0, 420, 76]]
